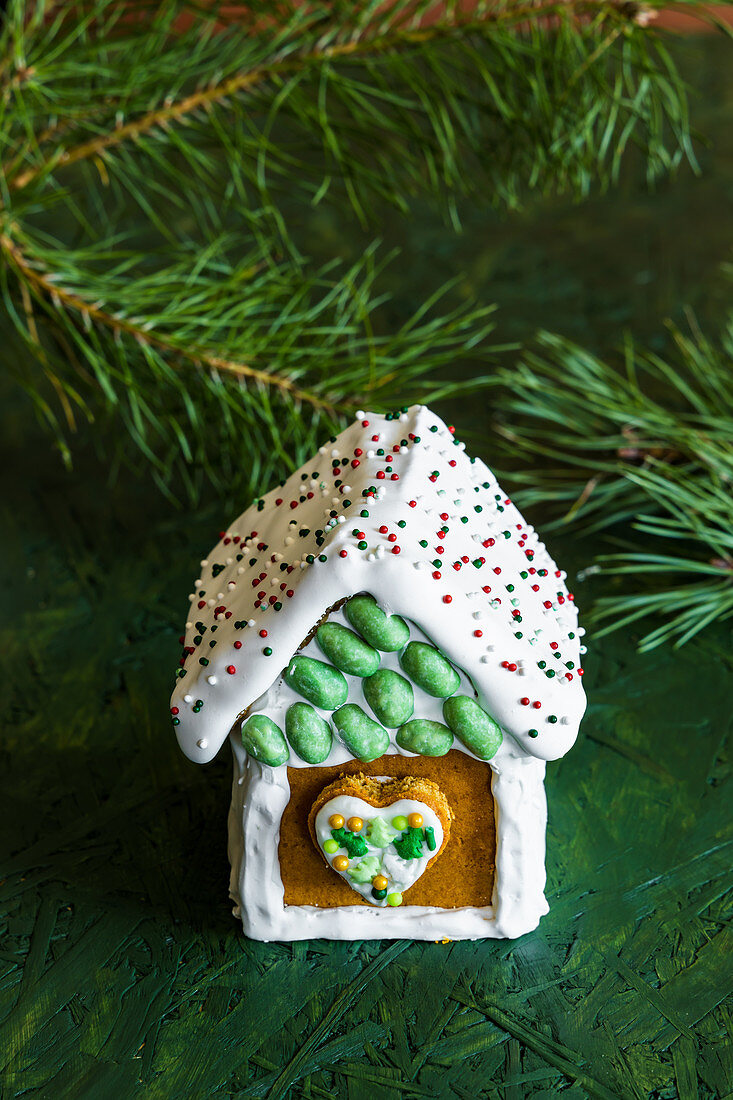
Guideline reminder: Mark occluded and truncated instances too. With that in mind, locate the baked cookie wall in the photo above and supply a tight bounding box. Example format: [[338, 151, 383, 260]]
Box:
[[280, 749, 495, 908]]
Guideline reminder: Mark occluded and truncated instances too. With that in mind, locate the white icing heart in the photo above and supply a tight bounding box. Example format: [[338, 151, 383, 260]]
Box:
[[314, 794, 444, 906]]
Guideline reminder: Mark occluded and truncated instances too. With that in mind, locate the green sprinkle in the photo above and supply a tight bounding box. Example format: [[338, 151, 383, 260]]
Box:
[[331, 827, 368, 857], [263, 647, 272, 656], [394, 827, 425, 860], [548, 715, 558, 724], [528, 728, 539, 738]]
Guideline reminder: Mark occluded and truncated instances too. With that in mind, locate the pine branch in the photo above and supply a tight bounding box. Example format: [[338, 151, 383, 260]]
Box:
[[0, 227, 338, 411], [0, 0, 716, 508], [485, 319, 733, 649]]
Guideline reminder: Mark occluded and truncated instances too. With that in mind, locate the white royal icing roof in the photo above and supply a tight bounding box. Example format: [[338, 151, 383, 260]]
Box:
[[170, 405, 587, 764]]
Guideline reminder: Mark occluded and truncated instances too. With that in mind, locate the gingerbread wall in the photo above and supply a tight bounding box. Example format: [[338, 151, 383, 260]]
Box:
[[279, 749, 496, 908]]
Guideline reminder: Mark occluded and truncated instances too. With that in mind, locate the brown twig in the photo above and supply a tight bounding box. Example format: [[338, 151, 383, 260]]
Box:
[[0, 230, 339, 413]]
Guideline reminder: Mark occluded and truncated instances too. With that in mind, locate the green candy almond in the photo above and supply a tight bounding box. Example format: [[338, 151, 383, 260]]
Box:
[[316, 622, 380, 677], [241, 714, 289, 767], [344, 594, 410, 652], [442, 695, 503, 760]]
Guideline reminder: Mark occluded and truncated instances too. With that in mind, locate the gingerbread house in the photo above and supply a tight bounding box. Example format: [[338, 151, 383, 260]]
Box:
[[170, 406, 586, 941]]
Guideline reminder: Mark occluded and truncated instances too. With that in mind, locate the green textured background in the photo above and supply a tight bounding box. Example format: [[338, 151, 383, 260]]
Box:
[[2, 35, 732, 1100]]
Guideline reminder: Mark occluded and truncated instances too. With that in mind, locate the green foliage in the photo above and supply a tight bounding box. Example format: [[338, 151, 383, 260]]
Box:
[[486, 319, 733, 648], [0, 0, 701, 503]]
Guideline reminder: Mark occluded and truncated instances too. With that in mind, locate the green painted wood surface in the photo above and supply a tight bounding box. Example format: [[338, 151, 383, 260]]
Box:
[[1, 35, 732, 1100]]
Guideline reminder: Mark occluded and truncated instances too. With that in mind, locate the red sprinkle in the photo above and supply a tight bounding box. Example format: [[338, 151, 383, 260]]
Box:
[[432, 571, 442, 579], [170, 707, 179, 715], [520, 698, 530, 706], [408, 500, 417, 508], [532, 701, 541, 709], [259, 630, 268, 638], [473, 630, 483, 638], [443, 595, 452, 603], [391, 545, 401, 554], [234, 640, 242, 649], [226, 665, 236, 675], [339, 549, 348, 558]]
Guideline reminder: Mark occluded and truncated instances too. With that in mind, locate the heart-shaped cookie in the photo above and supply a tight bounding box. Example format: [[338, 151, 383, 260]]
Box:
[[309, 774, 453, 906]]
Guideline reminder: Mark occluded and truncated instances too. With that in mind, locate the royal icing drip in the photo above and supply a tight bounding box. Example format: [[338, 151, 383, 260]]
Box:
[[314, 794, 444, 906], [170, 406, 586, 765]]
